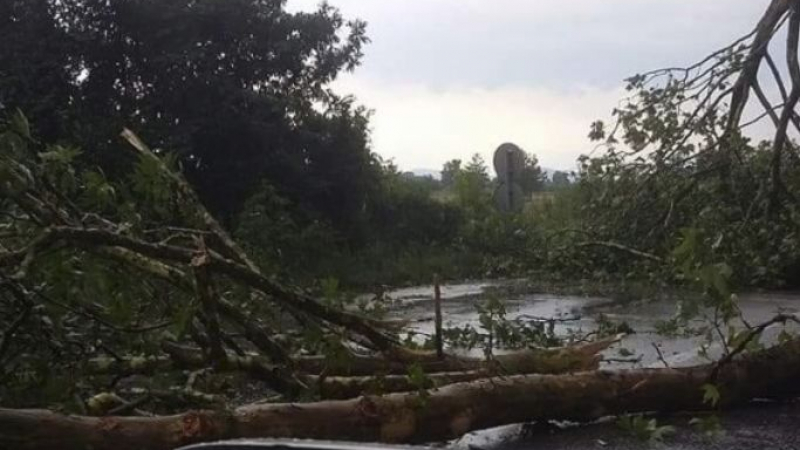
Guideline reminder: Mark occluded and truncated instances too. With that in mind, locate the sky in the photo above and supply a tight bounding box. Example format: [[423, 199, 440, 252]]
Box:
[[287, 0, 772, 173]]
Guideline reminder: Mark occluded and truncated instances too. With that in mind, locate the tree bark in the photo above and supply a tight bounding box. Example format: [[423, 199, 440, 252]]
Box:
[[5, 338, 800, 450], [89, 337, 617, 400]]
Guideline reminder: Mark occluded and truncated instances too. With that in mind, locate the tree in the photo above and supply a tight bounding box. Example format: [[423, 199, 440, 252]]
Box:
[[454, 153, 492, 215], [464, 153, 490, 181], [550, 171, 572, 189], [578, 0, 800, 285], [0, 1, 75, 140], [0, 0, 377, 227], [518, 151, 546, 194], [441, 159, 462, 187], [363, 162, 461, 247]]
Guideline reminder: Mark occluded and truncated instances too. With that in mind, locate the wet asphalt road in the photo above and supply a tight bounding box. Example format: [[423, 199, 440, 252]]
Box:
[[453, 400, 800, 450]]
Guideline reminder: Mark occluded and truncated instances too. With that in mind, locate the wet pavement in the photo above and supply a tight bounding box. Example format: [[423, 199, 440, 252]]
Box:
[[382, 282, 800, 450], [453, 400, 800, 450]]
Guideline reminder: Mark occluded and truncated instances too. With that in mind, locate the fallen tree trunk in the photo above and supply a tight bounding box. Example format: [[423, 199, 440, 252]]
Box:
[[89, 337, 617, 400], [312, 370, 492, 400], [297, 336, 619, 376], [4, 337, 800, 450], [89, 337, 618, 380]]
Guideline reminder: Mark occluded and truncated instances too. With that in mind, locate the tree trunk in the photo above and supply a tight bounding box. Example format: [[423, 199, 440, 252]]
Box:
[[89, 338, 617, 400], [4, 338, 800, 450]]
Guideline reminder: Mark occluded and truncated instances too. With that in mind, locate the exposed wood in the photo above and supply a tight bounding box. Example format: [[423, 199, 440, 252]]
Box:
[[4, 337, 800, 450], [313, 370, 498, 400]]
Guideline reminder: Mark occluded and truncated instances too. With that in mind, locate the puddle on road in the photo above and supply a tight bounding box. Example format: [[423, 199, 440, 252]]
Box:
[[384, 282, 800, 367]]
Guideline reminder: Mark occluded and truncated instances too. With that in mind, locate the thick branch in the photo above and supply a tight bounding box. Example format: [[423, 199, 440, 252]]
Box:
[[769, 3, 800, 210], [120, 129, 260, 273], [575, 241, 663, 262], [161, 341, 307, 396], [9, 226, 397, 352], [191, 240, 225, 365], [726, 0, 792, 133]]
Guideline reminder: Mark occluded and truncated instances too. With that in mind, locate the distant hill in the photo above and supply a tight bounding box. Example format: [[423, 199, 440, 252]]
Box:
[[410, 168, 441, 180]]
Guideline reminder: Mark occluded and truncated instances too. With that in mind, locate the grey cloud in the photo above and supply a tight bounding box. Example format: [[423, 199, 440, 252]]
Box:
[[293, 0, 771, 90]]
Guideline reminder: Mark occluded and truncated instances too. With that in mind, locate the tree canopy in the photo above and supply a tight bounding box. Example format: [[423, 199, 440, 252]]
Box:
[[0, 0, 377, 226]]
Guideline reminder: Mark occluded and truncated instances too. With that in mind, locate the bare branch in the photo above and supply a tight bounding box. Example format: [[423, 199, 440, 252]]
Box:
[[709, 313, 800, 381], [191, 237, 225, 366]]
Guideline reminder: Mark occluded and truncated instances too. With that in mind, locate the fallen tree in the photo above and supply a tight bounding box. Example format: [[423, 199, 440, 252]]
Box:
[[295, 336, 618, 376], [84, 337, 619, 400], [3, 332, 800, 450], [0, 121, 616, 412]]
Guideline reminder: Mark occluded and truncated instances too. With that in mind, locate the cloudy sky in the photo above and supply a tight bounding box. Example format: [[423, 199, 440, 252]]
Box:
[[287, 0, 771, 173]]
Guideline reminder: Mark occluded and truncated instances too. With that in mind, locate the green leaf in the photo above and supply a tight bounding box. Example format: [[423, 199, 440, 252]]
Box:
[[10, 109, 31, 139], [778, 329, 795, 344], [690, 415, 724, 437], [407, 363, 433, 391], [650, 423, 676, 442], [617, 415, 674, 442], [702, 383, 720, 407], [81, 170, 117, 208]]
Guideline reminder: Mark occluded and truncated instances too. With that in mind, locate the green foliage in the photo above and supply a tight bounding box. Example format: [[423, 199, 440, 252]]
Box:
[[443, 296, 562, 354], [441, 159, 462, 188], [79, 169, 117, 211], [234, 147, 555, 289], [578, 47, 800, 289], [10, 109, 31, 139], [701, 383, 721, 408], [547, 171, 573, 190], [594, 313, 635, 337], [518, 152, 547, 195], [453, 154, 492, 216], [407, 364, 434, 392], [689, 415, 724, 438], [407, 363, 434, 408], [0, 114, 203, 408], [617, 415, 676, 443], [1, 0, 376, 227]]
